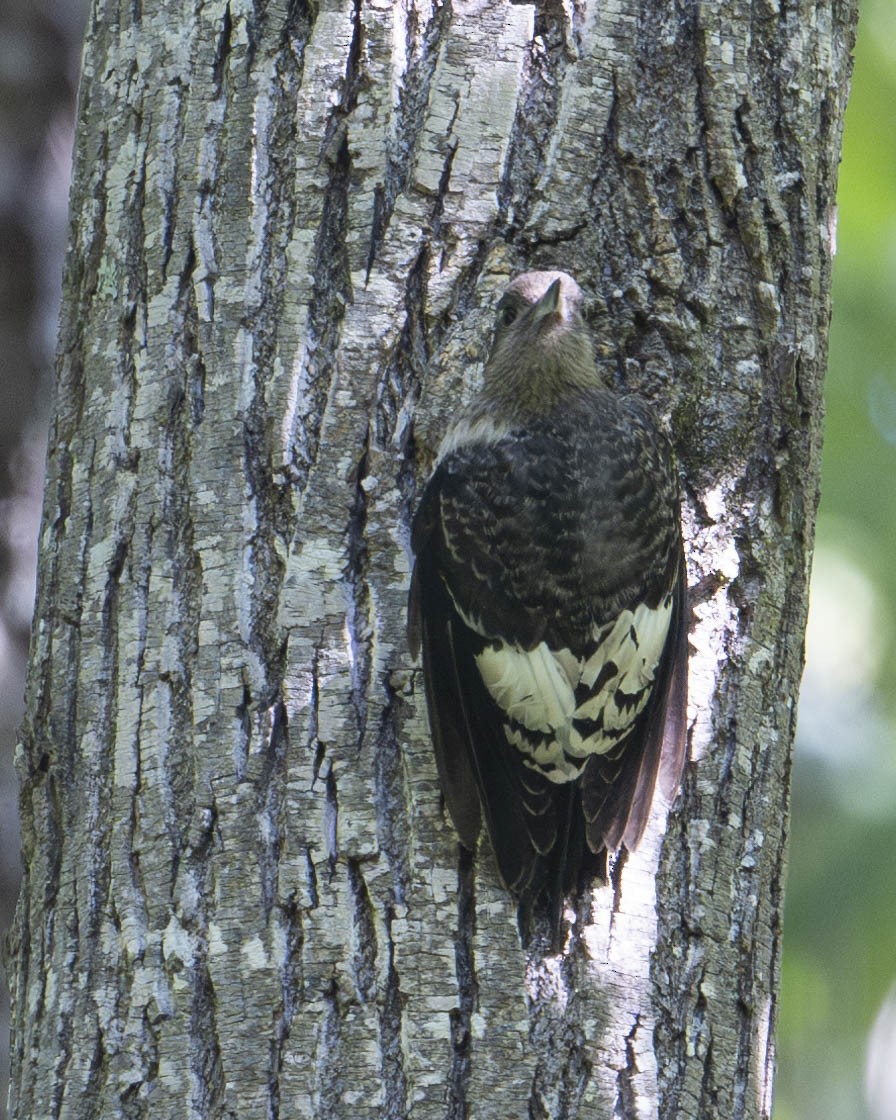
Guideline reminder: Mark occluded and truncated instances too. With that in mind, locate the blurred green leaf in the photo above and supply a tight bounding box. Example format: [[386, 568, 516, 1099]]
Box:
[[777, 5, 896, 1119]]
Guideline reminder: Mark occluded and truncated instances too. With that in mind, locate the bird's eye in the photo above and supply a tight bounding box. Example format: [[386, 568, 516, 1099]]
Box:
[[497, 303, 518, 328]]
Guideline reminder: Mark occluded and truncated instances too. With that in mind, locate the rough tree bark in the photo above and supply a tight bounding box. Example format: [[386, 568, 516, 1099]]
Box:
[[8, 0, 856, 1117]]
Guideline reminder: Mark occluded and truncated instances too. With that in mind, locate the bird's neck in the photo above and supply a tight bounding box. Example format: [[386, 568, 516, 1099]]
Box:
[[479, 360, 602, 420], [478, 330, 602, 419]]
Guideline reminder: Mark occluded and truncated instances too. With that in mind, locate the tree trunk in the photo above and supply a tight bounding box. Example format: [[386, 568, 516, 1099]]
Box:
[[8, 1, 856, 1117]]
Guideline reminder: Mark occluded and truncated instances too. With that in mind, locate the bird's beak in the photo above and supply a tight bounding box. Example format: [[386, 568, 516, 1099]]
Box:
[[531, 278, 564, 327]]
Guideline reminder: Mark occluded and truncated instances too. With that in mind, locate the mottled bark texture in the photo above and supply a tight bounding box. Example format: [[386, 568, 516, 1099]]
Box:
[[8, 0, 855, 1117]]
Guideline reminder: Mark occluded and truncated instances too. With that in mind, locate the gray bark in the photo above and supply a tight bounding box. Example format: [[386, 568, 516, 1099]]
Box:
[[8, 1, 856, 1118]]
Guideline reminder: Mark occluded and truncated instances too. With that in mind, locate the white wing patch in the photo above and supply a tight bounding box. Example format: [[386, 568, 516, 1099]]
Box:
[[475, 642, 575, 732], [577, 599, 673, 729], [474, 596, 674, 784]]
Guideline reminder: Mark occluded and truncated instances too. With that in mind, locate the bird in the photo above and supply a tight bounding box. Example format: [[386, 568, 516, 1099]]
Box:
[[407, 270, 688, 939]]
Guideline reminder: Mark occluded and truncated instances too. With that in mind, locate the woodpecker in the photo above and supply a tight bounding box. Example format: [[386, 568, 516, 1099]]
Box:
[[408, 271, 688, 930]]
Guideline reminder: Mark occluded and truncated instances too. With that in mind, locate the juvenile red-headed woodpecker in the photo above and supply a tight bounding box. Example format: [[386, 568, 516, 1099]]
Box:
[[408, 271, 688, 930]]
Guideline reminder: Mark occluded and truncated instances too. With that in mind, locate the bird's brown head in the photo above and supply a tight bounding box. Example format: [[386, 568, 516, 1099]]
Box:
[[481, 271, 601, 413]]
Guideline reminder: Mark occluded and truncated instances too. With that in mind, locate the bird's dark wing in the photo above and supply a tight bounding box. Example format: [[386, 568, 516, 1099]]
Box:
[[408, 511, 481, 850], [408, 466, 567, 897], [581, 546, 689, 852]]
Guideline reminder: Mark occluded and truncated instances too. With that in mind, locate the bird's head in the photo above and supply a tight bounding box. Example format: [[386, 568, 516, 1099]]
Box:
[[481, 271, 600, 412]]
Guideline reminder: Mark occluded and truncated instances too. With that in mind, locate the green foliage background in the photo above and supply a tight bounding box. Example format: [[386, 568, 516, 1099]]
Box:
[[775, 3, 896, 1117]]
